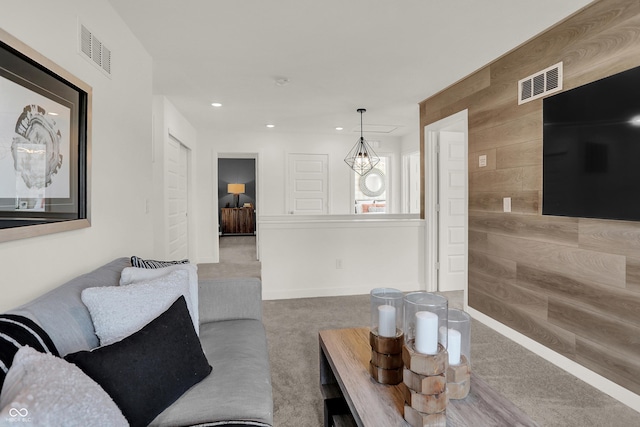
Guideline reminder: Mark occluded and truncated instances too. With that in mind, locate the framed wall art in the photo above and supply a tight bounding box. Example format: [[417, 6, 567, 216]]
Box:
[[0, 29, 91, 243]]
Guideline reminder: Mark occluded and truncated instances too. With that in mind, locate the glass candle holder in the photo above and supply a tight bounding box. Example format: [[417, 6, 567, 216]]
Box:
[[447, 309, 471, 366], [370, 288, 403, 338], [403, 292, 448, 354]]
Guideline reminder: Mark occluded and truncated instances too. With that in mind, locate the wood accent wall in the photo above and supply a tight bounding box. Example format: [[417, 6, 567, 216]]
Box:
[[420, 0, 640, 395]]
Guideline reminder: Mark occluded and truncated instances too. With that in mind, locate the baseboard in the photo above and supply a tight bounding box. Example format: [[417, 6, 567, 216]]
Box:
[[467, 307, 640, 413]]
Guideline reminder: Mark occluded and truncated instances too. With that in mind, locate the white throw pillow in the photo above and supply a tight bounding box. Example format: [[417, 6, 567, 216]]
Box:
[[82, 270, 195, 346], [0, 346, 127, 427], [120, 263, 199, 333]]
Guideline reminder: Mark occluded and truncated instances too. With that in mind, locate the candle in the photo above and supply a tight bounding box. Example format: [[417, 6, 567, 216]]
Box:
[[415, 311, 438, 354], [448, 328, 462, 365], [377, 305, 396, 337]]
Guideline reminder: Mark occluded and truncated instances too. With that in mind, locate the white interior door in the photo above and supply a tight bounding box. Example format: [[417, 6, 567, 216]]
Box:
[[438, 131, 467, 291], [167, 138, 189, 259], [424, 110, 468, 295], [288, 153, 328, 214]]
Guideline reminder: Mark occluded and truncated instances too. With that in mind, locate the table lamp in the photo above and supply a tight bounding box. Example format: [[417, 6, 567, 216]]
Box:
[[227, 183, 245, 208]]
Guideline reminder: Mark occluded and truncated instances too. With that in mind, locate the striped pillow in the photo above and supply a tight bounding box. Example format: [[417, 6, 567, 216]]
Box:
[[130, 256, 190, 269], [0, 314, 59, 389]]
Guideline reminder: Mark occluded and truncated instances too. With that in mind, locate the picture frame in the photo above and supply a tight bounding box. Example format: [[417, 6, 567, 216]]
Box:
[[0, 28, 91, 243]]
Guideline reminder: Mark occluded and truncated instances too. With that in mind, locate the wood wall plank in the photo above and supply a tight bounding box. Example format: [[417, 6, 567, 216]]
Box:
[[469, 288, 575, 359], [469, 111, 541, 153], [468, 148, 496, 174], [469, 212, 578, 246], [627, 257, 640, 293], [469, 249, 516, 279], [470, 168, 524, 193], [469, 192, 539, 214], [548, 298, 640, 357], [471, 270, 547, 319], [484, 234, 625, 289], [496, 140, 542, 169], [579, 218, 640, 257], [576, 336, 640, 395], [517, 264, 640, 328]]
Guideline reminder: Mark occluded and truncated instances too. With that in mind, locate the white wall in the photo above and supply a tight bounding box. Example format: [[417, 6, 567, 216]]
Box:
[[0, 0, 155, 311], [260, 215, 424, 299]]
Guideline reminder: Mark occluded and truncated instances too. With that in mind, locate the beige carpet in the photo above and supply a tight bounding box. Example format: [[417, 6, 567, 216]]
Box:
[[199, 236, 640, 426]]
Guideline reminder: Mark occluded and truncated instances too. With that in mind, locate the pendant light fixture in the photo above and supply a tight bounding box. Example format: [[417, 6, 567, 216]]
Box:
[[344, 108, 380, 176]]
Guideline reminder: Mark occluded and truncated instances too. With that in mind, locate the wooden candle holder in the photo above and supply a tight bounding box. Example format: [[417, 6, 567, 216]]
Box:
[[447, 354, 470, 400], [403, 368, 446, 395], [402, 341, 448, 376], [401, 341, 449, 425], [369, 330, 404, 385], [400, 382, 448, 414], [369, 329, 403, 354], [403, 404, 447, 427]]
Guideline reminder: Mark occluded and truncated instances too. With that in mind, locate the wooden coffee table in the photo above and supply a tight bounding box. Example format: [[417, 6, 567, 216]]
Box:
[[319, 327, 539, 427]]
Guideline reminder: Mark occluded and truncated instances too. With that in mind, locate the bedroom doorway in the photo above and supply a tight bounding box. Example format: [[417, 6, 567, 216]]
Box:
[[217, 153, 259, 260]]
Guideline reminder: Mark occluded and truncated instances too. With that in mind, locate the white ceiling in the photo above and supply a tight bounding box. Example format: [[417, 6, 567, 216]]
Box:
[[108, 0, 593, 137]]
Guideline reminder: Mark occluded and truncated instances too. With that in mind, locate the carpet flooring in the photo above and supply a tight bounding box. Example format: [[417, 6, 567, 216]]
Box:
[[199, 236, 640, 426]]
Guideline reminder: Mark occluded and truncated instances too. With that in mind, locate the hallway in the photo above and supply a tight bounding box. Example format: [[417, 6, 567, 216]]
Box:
[[197, 236, 260, 279]]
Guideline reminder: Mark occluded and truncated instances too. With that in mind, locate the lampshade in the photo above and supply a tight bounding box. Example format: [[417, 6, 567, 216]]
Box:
[[227, 183, 245, 194], [344, 108, 380, 176]]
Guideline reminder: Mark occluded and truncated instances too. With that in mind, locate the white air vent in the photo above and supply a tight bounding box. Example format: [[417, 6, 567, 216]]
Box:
[[518, 62, 562, 104], [79, 23, 112, 77]]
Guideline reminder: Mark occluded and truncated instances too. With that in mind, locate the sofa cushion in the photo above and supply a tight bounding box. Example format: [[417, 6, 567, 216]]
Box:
[[82, 269, 194, 345], [130, 255, 189, 268], [150, 318, 273, 427], [0, 314, 59, 390], [0, 346, 128, 427], [6, 258, 130, 356], [120, 263, 199, 335], [65, 296, 211, 427]]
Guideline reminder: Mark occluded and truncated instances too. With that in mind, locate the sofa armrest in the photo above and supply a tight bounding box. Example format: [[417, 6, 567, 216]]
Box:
[[198, 277, 263, 324]]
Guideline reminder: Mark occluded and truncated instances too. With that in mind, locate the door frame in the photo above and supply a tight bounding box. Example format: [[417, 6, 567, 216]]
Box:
[[217, 152, 260, 259], [424, 110, 469, 298]]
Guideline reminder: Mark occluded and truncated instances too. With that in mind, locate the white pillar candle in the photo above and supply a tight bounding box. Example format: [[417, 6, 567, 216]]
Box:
[[448, 328, 462, 365], [415, 311, 438, 354], [377, 305, 396, 337]]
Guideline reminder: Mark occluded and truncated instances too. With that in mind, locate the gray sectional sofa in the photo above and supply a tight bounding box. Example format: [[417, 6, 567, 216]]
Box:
[[3, 258, 273, 426]]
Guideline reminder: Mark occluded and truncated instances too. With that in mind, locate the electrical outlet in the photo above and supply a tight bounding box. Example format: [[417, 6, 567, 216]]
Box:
[[336, 259, 343, 269], [503, 197, 512, 213]]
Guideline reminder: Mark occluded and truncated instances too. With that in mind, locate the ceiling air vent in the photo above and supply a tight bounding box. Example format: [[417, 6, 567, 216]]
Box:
[[518, 62, 562, 105], [79, 23, 112, 77]]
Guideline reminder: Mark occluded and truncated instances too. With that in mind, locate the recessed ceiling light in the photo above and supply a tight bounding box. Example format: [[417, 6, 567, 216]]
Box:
[[266, 124, 275, 128], [335, 127, 344, 131], [211, 102, 222, 107]]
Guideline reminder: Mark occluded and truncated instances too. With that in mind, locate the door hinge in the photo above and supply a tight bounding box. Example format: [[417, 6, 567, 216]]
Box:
[[435, 262, 440, 270], [436, 204, 440, 212]]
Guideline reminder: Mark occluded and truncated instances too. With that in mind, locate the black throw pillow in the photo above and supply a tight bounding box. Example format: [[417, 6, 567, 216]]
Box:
[[130, 255, 189, 268], [0, 314, 59, 389], [65, 296, 211, 427]]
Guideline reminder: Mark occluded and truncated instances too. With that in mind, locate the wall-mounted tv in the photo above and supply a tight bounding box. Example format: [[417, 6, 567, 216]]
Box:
[[543, 65, 640, 222]]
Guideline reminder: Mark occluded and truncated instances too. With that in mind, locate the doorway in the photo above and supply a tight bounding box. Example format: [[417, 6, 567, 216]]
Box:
[[424, 110, 469, 293], [217, 153, 259, 260]]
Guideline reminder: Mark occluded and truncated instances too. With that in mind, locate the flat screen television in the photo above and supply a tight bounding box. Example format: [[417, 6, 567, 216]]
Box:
[[543, 65, 640, 222]]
